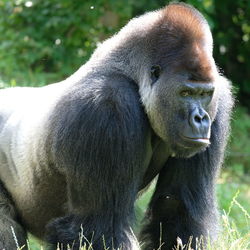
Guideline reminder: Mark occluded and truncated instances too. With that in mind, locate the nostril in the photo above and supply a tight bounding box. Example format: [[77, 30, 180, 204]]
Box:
[[194, 115, 202, 123], [202, 114, 209, 122], [202, 115, 208, 122]]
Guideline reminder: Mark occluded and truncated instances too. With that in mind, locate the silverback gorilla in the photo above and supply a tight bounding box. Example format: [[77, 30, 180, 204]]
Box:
[[0, 3, 233, 250]]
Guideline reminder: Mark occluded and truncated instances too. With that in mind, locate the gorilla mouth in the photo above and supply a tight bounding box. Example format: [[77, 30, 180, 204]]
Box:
[[181, 135, 210, 146], [173, 134, 210, 158]]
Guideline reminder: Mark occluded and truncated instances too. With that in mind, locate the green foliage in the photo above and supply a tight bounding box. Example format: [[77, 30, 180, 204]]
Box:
[[0, 0, 134, 85], [212, 0, 250, 108], [225, 105, 250, 174], [1, 0, 250, 94]]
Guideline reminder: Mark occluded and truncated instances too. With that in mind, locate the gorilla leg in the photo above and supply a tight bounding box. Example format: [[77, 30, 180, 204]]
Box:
[[140, 153, 219, 250], [45, 176, 141, 250], [0, 182, 27, 249]]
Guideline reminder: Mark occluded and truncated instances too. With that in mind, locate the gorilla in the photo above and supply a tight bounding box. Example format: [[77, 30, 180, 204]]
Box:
[[0, 3, 233, 250]]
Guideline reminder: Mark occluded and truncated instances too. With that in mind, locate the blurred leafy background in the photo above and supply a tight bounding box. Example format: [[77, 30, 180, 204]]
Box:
[[0, 0, 249, 248]]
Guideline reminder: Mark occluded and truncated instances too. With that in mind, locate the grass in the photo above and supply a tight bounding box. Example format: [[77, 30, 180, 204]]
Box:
[[26, 210, 250, 249], [217, 172, 250, 235]]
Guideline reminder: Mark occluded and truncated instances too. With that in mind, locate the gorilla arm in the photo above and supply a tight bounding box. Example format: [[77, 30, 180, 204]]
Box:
[[44, 74, 152, 249], [140, 77, 233, 250]]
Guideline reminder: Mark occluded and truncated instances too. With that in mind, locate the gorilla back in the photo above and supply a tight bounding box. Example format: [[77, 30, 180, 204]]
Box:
[[0, 3, 233, 250]]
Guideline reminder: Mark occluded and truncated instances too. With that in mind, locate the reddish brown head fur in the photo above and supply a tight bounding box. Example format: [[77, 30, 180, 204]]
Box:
[[152, 3, 215, 83], [162, 3, 206, 41]]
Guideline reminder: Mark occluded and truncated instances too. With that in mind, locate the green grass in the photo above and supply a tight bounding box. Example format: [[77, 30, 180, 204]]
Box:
[[217, 172, 250, 235]]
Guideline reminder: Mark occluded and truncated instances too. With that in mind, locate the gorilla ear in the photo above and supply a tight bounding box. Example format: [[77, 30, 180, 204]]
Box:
[[150, 65, 161, 84]]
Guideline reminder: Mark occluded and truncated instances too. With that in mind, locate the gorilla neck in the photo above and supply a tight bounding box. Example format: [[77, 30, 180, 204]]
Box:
[[140, 134, 171, 190]]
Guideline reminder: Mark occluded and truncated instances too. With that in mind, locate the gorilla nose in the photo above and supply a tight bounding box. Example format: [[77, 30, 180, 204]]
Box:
[[189, 108, 211, 137]]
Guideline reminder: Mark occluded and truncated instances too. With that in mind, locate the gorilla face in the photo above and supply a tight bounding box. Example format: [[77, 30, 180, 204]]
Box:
[[148, 69, 219, 158]]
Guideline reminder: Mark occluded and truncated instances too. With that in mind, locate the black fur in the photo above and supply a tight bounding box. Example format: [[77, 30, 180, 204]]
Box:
[[45, 73, 151, 249]]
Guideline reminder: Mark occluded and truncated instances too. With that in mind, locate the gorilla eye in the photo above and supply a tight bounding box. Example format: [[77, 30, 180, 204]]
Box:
[[200, 91, 213, 97], [151, 65, 161, 84], [180, 90, 192, 97]]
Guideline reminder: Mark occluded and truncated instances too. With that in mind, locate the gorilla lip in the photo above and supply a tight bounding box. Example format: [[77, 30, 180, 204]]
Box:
[[181, 135, 210, 145]]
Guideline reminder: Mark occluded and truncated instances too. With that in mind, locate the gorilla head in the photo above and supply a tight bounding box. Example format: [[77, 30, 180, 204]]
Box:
[[112, 4, 221, 158]]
